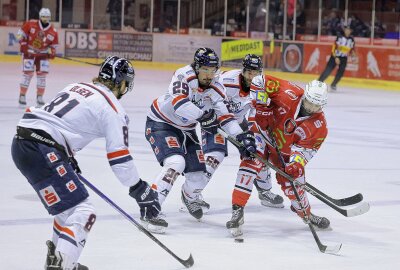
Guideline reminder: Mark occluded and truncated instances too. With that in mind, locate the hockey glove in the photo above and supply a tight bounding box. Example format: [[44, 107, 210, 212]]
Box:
[[198, 109, 219, 134], [255, 104, 275, 130], [236, 130, 256, 158], [285, 161, 304, 179], [129, 179, 161, 220]]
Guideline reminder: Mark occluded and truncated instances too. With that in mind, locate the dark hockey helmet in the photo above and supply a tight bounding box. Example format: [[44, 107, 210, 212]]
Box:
[[242, 54, 263, 72], [192, 47, 220, 73], [99, 55, 135, 96]]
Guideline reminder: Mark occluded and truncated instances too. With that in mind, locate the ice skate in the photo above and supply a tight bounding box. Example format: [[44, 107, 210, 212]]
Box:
[[181, 191, 203, 220], [140, 216, 168, 234], [18, 95, 26, 107], [179, 193, 210, 214], [37, 95, 45, 107], [45, 240, 89, 270], [307, 212, 331, 230], [226, 204, 244, 237], [254, 181, 284, 208]]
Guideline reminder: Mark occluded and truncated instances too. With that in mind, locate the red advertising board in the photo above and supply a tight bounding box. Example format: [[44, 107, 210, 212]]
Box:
[[302, 43, 400, 81]]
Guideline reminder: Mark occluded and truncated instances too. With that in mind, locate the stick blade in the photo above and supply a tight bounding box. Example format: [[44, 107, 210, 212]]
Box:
[[346, 202, 370, 217], [181, 254, 194, 268], [320, 243, 342, 254]]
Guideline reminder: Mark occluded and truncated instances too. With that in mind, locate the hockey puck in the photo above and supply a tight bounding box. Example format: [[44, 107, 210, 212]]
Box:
[[234, 238, 244, 243]]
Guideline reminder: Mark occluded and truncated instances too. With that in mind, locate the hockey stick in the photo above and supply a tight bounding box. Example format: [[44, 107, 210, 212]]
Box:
[[265, 127, 341, 254], [305, 184, 363, 206], [77, 174, 194, 268], [254, 126, 364, 207], [217, 128, 369, 218], [56, 55, 101, 66]]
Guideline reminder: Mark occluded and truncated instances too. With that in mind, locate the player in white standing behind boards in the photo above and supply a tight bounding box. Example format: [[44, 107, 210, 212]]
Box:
[[145, 47, 257, 231], [191, 54, 284, 213], [11, 56, 165, 270]]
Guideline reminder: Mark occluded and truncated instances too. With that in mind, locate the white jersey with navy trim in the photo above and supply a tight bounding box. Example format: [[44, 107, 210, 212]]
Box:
[[18, 82, 140, 187], [221, 69, 254, 125], [148, 65, 242, 136]]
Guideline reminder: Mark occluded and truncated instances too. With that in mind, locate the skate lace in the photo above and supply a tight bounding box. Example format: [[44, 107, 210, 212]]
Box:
[[261, 190, 277, 199], [186, 200, 201, 212], [310, 214, 323, 224], [231, 208, 243, 221]]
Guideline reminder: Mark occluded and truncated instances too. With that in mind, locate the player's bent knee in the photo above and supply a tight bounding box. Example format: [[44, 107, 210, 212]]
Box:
[[163, 155, 185, 174]]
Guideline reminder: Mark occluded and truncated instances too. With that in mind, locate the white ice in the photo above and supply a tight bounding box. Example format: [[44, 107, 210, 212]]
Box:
[[0, 62, 399, 270]]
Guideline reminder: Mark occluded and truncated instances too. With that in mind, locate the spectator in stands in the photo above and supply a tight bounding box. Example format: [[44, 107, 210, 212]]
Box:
[[323, 9, 342, 36], [106, 0, 122, 30], [374, 17, 386, 38], [347, 14, 370, 37]]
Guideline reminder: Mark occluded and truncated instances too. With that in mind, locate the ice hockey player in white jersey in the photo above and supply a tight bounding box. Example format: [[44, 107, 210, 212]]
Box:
[[11, 56, 166, 270], [198, 54, 284, 212], [145, 48, 256, 227]]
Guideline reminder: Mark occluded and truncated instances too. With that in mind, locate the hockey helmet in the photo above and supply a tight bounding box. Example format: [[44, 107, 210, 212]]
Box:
[[39, 8, 51, 19], [301, 80, 328, 115], [192, 47, 220, 73], [242, 54, 263, 72], [99, 56, 135, 97]]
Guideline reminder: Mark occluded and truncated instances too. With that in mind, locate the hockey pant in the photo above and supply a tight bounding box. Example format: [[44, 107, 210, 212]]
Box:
[[52, 198, 96, 269]]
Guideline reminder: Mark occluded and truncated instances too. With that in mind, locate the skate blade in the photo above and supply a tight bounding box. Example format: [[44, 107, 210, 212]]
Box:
[[141, 220, 167, 234], [179, 205, 210, 214], [229, 227, 243, 237], [260, 201, 284, 208]]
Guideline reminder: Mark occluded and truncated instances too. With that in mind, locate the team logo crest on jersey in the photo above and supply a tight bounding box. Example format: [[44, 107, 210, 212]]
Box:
[[149, 136, 155, 144], [284, 119, 297, 135], [66, 180, 77, 192], [154, 146, 160, 155], [196, 150, 205, 163], [39, 186, 61, 206], [56, 165, 67, 177], [47, 152, 58, 163], [214, 134, 225, 145], [284, 89, 298, 101], [166, 137, 180, 148], [146, 128, 151, 135]]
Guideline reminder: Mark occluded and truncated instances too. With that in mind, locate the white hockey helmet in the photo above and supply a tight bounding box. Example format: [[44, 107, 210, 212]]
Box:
[[39, 8, 51, 19], [304, 80, 328, 107]]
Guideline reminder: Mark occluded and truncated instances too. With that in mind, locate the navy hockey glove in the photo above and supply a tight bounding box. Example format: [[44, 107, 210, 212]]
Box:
[[236, 131, 256, 158], [129, 179, 161, 220], [198, 109, 219, 134]]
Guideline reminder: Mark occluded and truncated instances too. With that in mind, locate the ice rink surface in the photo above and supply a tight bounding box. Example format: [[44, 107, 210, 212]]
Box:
[[0, 62, 399, 270]]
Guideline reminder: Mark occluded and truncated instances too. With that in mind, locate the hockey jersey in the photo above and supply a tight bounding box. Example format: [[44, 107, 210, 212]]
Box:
[[250, 74, 304, 160], [18, 82, 139, 187], [17, 19, 58, 54], [220, 69, 254, 125], [148, 65, 242, 136]]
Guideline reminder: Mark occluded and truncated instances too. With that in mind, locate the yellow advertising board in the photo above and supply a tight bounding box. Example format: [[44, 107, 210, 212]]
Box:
[[221, 39, 263, 61]]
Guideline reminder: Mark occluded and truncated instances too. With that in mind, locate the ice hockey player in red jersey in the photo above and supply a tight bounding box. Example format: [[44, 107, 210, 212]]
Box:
[[226, 79, 330, 237], [11, 56, 165, 269], [17, 7, 59, 107]]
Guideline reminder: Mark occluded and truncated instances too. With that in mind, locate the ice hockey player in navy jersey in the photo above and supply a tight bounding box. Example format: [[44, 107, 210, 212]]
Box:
[[11, 56, 165, 270], [145, 48, 256, 230]]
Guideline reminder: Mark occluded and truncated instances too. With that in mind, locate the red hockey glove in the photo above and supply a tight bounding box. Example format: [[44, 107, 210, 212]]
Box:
[[255, 104, 275, 130], [285, 161, 304, 178], [48, 47, 56, 59], [20, 41, 29, 56]]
